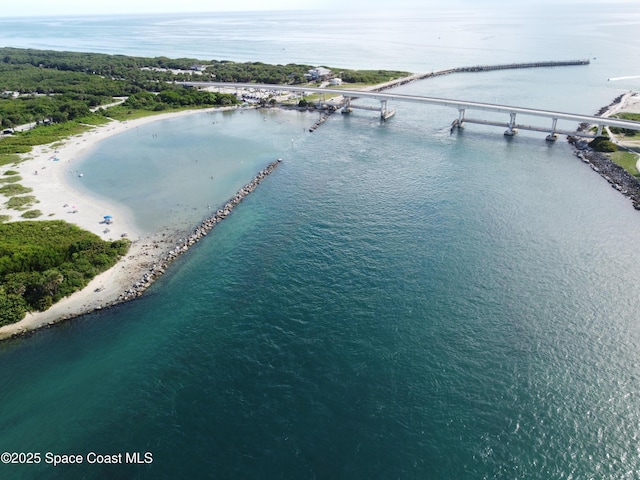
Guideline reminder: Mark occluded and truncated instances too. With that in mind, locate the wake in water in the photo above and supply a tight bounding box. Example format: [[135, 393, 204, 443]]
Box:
[[608, 75, 640, 81]]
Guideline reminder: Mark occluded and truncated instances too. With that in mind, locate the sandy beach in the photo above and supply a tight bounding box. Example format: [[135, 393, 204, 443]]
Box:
[[0, 107, 230, 340]]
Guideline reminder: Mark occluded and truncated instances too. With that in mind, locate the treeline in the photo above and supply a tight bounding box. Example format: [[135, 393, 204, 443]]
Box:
[[0, 220, 130, 326], [0, 47, 315, 91], [0, 88, 240, 128], [0, 94, 96, 127], [337, 69, 411, 84], [121, 89, 239, 111], [0, 47, 410, 132], [0, 47, 410, 95]]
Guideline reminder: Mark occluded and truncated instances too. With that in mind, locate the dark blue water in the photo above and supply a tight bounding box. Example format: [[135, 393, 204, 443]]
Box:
[[2, 4, 640, 479]]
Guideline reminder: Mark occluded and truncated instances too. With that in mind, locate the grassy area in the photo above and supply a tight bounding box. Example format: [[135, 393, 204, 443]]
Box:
[[0, 155, 22, 167], [5, 195, 38, 210], [0, 121, 95, 156], [77, 114, 113, 126], [616, 112, 640, 122], [298, 93, 342, 104], [610, 151, 640, 179], [21, 209, 42, 218], [611, 112, 640, 138], [104, 105, 189, 121], [331, 82, 378, 90], [0, 184, 33, 196], [0, 175, 22, 184], [0, 215, 10, 223]]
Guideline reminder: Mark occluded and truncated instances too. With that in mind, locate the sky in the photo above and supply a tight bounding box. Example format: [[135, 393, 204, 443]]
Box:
[[4, 0, 317, 16], [5, 0, 344, 17], [2, 0, 604, 18]]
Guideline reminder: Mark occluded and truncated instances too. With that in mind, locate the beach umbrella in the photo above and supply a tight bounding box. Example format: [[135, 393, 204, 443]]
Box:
[[103, 215, 112, 219]]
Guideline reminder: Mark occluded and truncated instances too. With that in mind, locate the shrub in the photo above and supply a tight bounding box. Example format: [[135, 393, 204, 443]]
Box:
[[0, 183, 33, 196], [5, 195, 38, 210], [0, 175, 22, 184], [588, 136, 617, 153], [0, 220, 130, 324], [21, 209, 42, 218]]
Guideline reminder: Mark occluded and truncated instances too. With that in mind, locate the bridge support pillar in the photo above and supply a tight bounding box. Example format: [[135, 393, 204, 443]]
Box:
[[504, 112, 518, 136], [380, 100, 395, 121], [450, 109, 465, 133], [342, 97, 352, 114], [596, 124, 603, 136], [546, 117, 558, 142]]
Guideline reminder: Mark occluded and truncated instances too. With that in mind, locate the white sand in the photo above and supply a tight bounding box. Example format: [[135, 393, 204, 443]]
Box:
[[0, 108, 228, 340], [604, 91, 640, 116]]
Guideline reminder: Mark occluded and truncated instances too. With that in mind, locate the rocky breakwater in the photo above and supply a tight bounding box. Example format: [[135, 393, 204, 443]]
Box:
[[568, 94, 640, 210], [309, 108, 337, 132], [118, 158, 282, 302]]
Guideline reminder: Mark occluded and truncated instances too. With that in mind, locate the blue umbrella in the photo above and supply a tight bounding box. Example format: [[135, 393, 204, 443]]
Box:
[[103, 215, 112, 219]]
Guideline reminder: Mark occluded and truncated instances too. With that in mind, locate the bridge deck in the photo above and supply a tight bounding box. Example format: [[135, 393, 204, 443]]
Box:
[[181, 81, 640, 134]]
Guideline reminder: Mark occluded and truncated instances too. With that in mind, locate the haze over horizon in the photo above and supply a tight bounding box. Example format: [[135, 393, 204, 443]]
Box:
[[3, 0, 604, 18]]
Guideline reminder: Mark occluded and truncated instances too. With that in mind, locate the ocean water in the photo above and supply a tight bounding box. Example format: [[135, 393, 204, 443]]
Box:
[[2, 3, 640, 479]]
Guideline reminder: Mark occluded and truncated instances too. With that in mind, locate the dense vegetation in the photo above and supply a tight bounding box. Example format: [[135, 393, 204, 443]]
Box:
[[0, 220, 129, 326], [0, 48, 314, 90], [611, 112, 640, 137], [337, 69, 410, 84], [0, 47, 409, 129], [589, 136, 618, 153], [0, 49, 411, 327]]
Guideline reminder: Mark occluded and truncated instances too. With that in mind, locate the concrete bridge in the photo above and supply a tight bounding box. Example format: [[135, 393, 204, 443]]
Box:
[[181, 81, 640, 141]]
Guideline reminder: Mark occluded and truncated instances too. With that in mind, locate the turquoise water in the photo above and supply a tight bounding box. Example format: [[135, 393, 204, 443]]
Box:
[[68, 108, 311, 232], [2, 4, 640, 479]]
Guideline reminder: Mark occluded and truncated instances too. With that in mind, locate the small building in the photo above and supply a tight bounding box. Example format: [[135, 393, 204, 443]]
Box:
[[330, 78, 342, 86], [305, 67, 332, 81]]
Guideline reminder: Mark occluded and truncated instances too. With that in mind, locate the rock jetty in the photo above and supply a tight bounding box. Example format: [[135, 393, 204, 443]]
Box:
[[568, 94, 640, 209], [307, 59, 590, 132], [118, 158, 282, 302], [367, 60, 590, 93], [309, 110, 335, 132]]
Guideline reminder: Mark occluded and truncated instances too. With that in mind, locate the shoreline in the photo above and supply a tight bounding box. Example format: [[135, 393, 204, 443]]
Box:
[[0, 105, 252, 341], [0, 158, 281, 341], [1, 78, 636, 341], [568, 91, 640, 209]]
